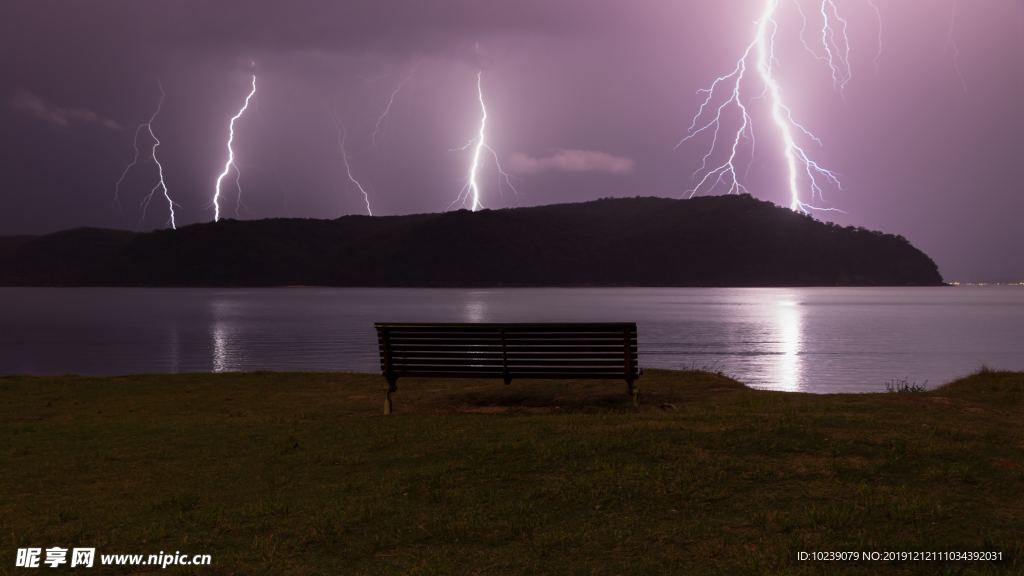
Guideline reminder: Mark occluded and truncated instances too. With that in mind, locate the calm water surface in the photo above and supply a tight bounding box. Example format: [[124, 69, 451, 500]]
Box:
[[1, 287, 1021, 393]]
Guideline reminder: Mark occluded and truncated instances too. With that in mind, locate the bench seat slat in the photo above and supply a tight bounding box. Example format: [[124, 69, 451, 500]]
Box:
[[387, 358, 630, 368], [391, 366, 639, 375], [382, 327, 502, 333], [378, 322, 635, 328], [387, 348, 626, 356], [502, 332, 635, 338], [386, 350, 505, 356], [503, 345, 637, 354], [388, 351, 638, 359], [385, 349, 636, 358], [396, 371, 638, 380], [387, 334, 634, 342], [393, 366, 638, 377], [397, 372, 509, 379], [389, 359, 504, 364], [508, 365, 638, 373], [388, 352, 505, 359], [386, 341, 636, 347], [382, 328, 636, 335], [507, 339, 634, 344], [384, 340, 505, 345], [385, 346, 637, 355], [381, 336, 501, 342], [506, 359, 629, 366]]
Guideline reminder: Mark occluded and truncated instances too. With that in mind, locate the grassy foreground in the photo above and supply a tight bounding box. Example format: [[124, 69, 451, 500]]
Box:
[[2, 369, 1023, 575]]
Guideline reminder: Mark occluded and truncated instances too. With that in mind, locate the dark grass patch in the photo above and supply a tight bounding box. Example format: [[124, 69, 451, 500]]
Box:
[[1, 369, 1022, 575]]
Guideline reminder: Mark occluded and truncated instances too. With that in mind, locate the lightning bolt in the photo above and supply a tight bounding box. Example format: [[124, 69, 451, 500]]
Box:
[[453, 71, 518, 212], [678, 0, 848, 214], [791, 0, 853, 94], [329, 110, 374, 216], [819, 0, 853, 95], [233, 164, 246, 218], [213, 74, 256, 222], [370, 73, 413, 146], [113, 81, 177, 229], [946, 0, 968, 93], [113, 131, 143, 213], [867, 0, 884, 75], [463, 71, 489, 212]]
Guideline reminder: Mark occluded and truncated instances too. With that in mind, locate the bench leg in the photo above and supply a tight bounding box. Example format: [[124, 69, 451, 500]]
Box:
[[627, 379, 638, 408], [384, 378, 397, 415]]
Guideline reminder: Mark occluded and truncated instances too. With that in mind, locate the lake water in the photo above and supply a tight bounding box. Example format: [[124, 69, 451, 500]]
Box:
[[1, 287, 1021, 393]]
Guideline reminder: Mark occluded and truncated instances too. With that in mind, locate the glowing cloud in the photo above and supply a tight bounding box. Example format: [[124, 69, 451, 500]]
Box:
[[509, 149, 635, 175]]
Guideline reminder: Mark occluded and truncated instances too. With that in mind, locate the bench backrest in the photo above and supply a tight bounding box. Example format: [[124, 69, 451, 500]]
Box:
[[376, 322, 640, 381]]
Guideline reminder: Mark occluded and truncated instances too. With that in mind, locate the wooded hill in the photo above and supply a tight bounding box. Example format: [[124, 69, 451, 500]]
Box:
[[0, 195, 943, 287]]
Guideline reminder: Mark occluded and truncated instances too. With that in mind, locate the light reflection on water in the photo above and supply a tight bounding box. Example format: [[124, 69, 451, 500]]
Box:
[[774, 300, 802, 392], [211, 299, 237, 373], [2, 287, 1022, 393], [211, 321, 230, 374], [462, 294, 488, 324]]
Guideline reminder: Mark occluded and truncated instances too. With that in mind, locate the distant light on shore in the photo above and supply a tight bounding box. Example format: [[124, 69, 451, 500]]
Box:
[[948, 281, 1024, 287]]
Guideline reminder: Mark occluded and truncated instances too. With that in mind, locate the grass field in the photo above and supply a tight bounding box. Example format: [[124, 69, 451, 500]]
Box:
[[2, 369, 1023, 575]]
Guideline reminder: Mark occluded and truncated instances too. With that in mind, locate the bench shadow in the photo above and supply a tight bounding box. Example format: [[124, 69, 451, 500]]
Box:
[[454, 389, 631, 414], [396, 370, 750, 415]]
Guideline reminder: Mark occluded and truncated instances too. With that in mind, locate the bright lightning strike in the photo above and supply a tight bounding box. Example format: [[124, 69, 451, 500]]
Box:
[[679, 0, 847, 214], [213, 74, 257, 222], [113, 81, 177, 229], [370, 74, 412, 146], [329, 111, 374, 216], [453, 71, 518, 212], [464, 71, 488, 212]]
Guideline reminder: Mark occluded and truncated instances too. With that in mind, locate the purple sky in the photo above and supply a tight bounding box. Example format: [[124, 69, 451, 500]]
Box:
[[1, 0, 1022, 281]]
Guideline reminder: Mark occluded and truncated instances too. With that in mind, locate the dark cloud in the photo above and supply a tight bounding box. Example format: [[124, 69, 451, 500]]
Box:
[[2, 0, 587, 67]]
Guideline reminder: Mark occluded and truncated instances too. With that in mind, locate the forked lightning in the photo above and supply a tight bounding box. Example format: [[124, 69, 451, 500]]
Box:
[[114, 81, 178, 229]]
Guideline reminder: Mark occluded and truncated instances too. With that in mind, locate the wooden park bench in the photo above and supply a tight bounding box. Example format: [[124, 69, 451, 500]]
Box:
[[375, 322, 641, 414]]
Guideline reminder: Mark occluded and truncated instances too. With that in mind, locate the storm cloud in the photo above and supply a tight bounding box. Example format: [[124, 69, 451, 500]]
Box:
[[0, 0, 1022, 281]]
